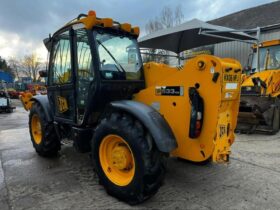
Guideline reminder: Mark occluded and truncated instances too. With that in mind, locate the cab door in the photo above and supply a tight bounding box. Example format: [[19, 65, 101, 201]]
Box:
[[74, 28, 95, 124], [47, 29, 76, 123]]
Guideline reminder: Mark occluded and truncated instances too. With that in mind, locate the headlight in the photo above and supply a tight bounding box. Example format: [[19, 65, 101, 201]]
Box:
[[246, 86, 252, 91]]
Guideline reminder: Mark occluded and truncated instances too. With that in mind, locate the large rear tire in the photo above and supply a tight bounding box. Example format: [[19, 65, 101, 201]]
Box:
[[271, 105, 280, 135], [6, 108, 13, 113], [92, 112, 167, 204], [29, 102, 60, 157]]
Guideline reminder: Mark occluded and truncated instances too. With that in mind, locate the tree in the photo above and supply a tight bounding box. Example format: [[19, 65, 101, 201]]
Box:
[[174, 5, 184, 26], [21, 53, 43, 82], [143, 5, 184, 64], [8, 58, 21, 80], [145, 17, 163, 34], [160, 6, 174, 28], [0, 56, 16, 79], [0, 57, 8, 69], [145, 5, 184, 33]]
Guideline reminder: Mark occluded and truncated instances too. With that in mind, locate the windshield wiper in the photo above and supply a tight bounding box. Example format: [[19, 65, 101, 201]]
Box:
[[96, 40, 125, 73]]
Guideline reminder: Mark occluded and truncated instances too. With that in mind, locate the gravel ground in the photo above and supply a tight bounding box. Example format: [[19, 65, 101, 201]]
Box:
[[0, 100, 280, 210]]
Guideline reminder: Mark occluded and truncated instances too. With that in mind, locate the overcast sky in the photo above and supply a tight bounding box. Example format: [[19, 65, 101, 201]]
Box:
[[0, 0, 274, 60]]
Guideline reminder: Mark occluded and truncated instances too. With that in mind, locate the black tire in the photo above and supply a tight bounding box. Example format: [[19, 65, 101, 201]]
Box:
[[178, 156, 212, 165], [6, 108, 13, 113], [92, 112, 167, 204], [270, 106, 280, 135], [29, 102, 60, 157]]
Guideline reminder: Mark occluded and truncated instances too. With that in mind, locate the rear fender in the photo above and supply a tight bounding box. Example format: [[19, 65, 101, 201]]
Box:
[[31, 95, 53, 122], [108, 100, 177, 153]]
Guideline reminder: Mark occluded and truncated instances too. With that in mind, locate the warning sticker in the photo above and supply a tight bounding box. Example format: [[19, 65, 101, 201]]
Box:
[[225, 83, 238, 90], [223, 74, 239, 82]]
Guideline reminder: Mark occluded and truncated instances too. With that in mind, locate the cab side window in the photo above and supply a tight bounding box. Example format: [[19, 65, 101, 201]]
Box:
[[77, 29, 94, 81], [50, 31, 72, 85], [76, 29, 94, 121]]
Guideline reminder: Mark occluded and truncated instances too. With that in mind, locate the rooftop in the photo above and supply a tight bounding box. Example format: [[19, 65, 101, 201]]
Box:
[[209, 1, 280, 29]]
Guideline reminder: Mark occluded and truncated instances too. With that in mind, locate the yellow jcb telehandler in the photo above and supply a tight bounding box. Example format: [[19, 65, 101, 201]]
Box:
[[237, 40, 280, 134], [21, 10, 246, 204]]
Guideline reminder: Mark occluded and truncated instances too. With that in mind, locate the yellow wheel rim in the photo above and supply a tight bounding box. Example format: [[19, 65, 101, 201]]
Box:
[[99, 134, 135, 186], [31, 114, 42, 145]]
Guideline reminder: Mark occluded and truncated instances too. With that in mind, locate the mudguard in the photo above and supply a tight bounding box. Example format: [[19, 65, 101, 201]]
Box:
[[31, 95, 53, 122], [109, 100, 178, 153]]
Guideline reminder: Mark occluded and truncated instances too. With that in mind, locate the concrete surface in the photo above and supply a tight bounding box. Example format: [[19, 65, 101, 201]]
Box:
[[0, 100, 280, 210]]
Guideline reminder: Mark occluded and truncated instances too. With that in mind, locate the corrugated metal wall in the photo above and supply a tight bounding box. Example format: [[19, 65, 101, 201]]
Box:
[[213, 30, 280, 67], [214, 41, 251, 67]]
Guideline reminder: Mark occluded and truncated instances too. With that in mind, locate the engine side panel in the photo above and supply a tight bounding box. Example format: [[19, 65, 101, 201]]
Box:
[[134, 55, 242, 163]]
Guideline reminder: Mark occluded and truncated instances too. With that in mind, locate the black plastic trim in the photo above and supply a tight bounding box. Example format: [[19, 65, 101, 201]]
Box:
[[109, 100, 177, 153], [31, 95, 53, 122]]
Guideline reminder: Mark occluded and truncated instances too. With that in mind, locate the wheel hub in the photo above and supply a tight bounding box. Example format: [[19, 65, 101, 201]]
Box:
[[99, 134, 135, 186], [31, 114, 42, 145], [111, 144, 133, 170]]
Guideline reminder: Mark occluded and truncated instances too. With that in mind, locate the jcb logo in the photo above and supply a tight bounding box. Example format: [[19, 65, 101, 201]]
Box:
[[219, 125, 227, 138], [57, 96, 68, 113]]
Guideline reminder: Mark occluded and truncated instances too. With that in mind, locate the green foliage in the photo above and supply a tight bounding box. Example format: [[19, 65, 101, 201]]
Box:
[[0, 56, 9, 70], [0, 56, 15, 77], [144, 5, 184, 65]]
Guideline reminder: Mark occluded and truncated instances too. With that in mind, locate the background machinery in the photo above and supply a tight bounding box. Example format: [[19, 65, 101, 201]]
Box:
[[0, 81, 15, 113], [20, 83, 47, 110], [237, 40, 280, 134], [22, 10, 245, 204]]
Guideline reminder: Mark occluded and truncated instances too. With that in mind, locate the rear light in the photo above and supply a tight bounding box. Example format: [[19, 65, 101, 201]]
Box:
[[189, 87, 204, 138], [196, 120, 201, 129]]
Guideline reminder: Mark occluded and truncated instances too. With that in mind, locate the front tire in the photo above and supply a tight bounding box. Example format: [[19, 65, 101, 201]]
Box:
[[6, 109, 13, 113], [92, 112, 167, 204], [29, 102, 60, 157]]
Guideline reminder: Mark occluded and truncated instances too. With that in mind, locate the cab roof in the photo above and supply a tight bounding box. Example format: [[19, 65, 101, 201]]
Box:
[[44, 10, 140, 51], [55, 10, 139, 37]]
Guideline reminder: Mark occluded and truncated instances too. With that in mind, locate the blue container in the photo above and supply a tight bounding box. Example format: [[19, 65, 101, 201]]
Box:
[[0, 70, 13, 83]]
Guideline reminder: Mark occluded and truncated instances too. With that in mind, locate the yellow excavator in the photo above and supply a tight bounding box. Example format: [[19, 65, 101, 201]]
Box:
[[237, 40, 280, 134], [20, 10, 249, 204]]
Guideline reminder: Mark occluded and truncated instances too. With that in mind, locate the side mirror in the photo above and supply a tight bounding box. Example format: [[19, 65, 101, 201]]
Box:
[[242, 66, 251, 75], [250, 68, 256, 74], [39, 70, 48, 78], [43, 37, 52, 52]]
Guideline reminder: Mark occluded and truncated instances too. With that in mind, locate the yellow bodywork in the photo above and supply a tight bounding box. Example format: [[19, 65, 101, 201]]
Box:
[[20, 92, 34, 111], [253, 39, 280, 48], [134, 55, 242, 163], [242, 39, 280, 97], [20, 84, 47, 111], [242, 70, 280, 97]]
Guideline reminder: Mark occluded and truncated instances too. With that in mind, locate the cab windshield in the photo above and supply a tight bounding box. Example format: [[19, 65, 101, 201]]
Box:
[[94, 30, 142, 80], [252, 45, 280, 72]]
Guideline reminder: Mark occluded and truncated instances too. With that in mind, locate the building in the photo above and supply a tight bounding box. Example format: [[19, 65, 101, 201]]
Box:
[[208, 1, 280, 66], [19, 77, 32, 84]]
